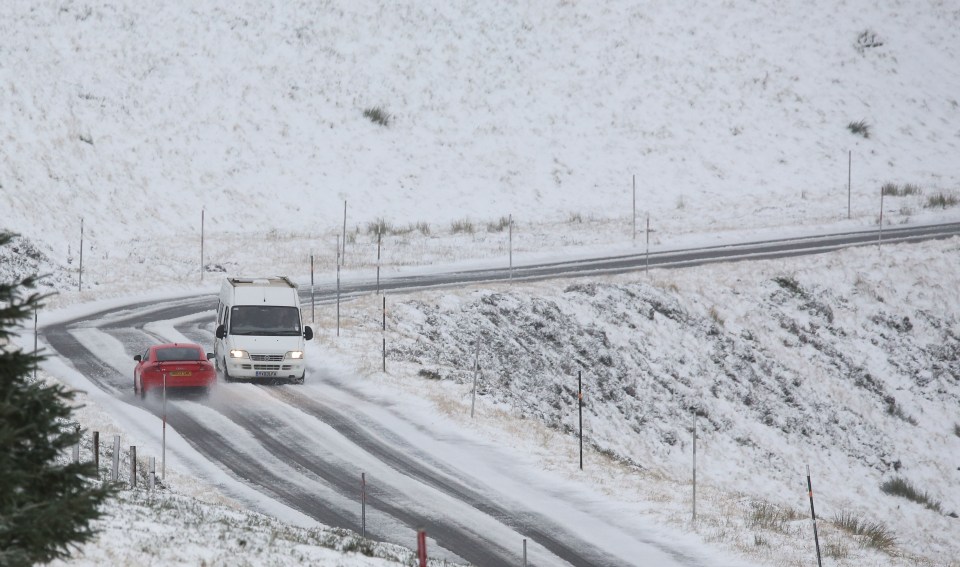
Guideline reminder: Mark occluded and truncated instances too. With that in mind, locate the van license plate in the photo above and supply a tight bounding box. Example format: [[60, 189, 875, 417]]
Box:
[[256, 371, 277, 377]]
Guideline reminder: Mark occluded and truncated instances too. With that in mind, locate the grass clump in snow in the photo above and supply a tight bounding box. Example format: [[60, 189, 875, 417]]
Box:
[[451, 218, 475, 234], [417, 368, 442, 380], [880, 477, 942, 513], [882, 183, 922, 196], [362, 106, 391, 127], [747, 501, 800, 532], [773, 275, 805, 297], [924, 192, 958, 209], [366, 219, 431, 236], [708, 305, 724, 327], [856, 29, 884, 53], [847, 119, 871, 138], [823, 537, 849, 560], [486, 216, 512, 233], [884, 399, 918, 425], [832, 511, 896, 553], [367, 218, 393, 236]]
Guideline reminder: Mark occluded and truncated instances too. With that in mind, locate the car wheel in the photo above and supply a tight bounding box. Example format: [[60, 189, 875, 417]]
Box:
[[294, 372, 305, 385], [222, 358, 234, 383], [139, 381, 147, 400]]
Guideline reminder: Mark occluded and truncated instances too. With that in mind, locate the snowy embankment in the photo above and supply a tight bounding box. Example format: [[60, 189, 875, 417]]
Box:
[[322, 238, 960, 567]]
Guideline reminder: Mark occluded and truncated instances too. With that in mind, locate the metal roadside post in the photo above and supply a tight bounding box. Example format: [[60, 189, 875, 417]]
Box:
[[632, 174, 637, 245], [130, 446, 137, 488], [111, 435, 120, 482], [336, 236, 341, 337], [508, 214, 513, 281], [471, 326, 480, 419], [807, 465, 823, 567], [78, 218, 84, 292], [342, 201, 347, 263], [361, 472, 366, 538], [162, 372, 167, 479], [382, 296, 386, 373], [376, 228, 382, 295], [645, 214, 651, 275], [93, 431, 99, 476], [878, 186, 885, 247], [33, 307, 38, 380], [578, 371, 583, 470], [692, 410, 697, 523]]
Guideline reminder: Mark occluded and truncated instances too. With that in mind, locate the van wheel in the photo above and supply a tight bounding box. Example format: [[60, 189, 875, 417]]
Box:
[[222, 359, 235, 383]]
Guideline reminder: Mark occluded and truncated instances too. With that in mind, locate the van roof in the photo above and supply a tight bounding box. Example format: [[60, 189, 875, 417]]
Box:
[[224, 276, 300, 306], [227, 276, 296, 289]]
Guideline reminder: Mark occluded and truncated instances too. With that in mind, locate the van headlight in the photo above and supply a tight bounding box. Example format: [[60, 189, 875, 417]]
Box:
[[285, 351, 304, 360], [229, 349, 249, 359]]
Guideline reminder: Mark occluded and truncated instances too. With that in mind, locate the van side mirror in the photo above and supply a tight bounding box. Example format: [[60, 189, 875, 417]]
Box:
[[303, 326, 313, 341], [134, 354, 142, 362], [216, 324, 226, 339], [206, 352, 215, 360]]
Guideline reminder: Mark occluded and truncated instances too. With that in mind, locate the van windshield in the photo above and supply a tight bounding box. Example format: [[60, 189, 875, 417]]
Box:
[[230, 306, 301, 336]]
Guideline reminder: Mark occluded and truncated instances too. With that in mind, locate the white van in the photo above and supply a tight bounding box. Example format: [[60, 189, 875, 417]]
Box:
[[213, 276, 313, 383]]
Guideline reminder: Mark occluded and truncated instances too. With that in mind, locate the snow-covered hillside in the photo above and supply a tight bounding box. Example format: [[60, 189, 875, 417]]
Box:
[[374, 238, 960, 565], [2, 0, 960, 281]]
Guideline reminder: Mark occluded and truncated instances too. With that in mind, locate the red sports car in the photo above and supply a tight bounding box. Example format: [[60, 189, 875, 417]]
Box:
[[134, 343, 216, 399]]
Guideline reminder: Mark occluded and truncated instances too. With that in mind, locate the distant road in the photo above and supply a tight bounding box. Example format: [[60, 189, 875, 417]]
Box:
[[321, 221, 960, 295], [41, 221, 960, 566]]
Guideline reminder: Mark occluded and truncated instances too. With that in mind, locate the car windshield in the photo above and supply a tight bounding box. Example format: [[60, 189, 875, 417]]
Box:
[[155, 347, 203, 362], [229, 306, 301, 336]]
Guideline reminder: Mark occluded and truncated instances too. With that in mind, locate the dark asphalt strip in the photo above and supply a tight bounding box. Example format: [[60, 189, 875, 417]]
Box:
[[263, 386, 636, 567]]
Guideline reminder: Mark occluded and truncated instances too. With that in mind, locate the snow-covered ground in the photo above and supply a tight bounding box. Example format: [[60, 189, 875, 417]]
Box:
[[3, 0, 960, 565]]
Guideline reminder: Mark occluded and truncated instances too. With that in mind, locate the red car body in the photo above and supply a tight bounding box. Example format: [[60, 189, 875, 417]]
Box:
[[134, 343, 215, 398]]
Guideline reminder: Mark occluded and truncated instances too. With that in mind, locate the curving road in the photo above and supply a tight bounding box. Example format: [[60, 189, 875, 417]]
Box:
[[41, 222, 960, 566]]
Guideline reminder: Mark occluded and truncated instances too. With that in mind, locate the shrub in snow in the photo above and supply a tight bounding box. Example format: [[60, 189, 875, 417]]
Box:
[[847, 119, 871, 138], [832, 511, 896, 553], [856, 29, 884, 53], [362, 106, 391, 127], [880, 476, 942, 513], [924, 192, 958, 208]]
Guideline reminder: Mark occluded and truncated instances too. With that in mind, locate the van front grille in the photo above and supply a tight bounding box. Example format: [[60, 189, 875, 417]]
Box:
[[251, 354, 284, 362]]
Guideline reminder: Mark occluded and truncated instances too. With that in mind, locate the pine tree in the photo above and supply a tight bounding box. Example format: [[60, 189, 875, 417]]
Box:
[[0, 232, 115, 566]]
